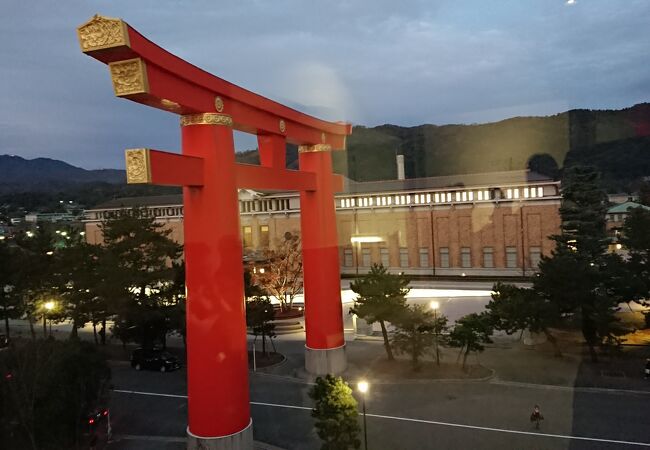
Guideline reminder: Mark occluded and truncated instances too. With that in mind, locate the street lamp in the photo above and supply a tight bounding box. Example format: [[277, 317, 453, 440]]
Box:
[[43, 301, 56, 338], [430, 301, 440, 365], [357, 380, 369, 450]]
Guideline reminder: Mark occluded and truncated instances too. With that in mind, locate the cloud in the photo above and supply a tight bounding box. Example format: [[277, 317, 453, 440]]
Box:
[[0, 0, 648, 168]]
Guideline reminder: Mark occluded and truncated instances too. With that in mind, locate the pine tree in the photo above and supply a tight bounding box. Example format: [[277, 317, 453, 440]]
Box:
[[350, 264, 410, 361], [392, 303, 447, 370], [447, 312, 493, 369], [535, 166, 619, 362], [309, 375, 361, 450], [100, 209, 183, 349]]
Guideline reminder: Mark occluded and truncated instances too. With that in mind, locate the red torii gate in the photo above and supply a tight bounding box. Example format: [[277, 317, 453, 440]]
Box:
[[77, 15, 350, 449]]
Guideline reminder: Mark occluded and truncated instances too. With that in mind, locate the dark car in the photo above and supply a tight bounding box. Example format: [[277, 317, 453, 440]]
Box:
[[130, 348, 181, 372]]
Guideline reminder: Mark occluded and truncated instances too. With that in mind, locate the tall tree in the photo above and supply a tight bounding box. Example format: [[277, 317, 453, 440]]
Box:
[[100, 209, 183, 349], [245, 296, 276, 356], [447, 312, 493, 369], [54, 242, 105, 340], [350, 264, 410, 361], [487, 283, 563, 356], [11, 228, 59, 340], [620, 206, 650, 302], [392, 304, 446, 370], [535, 166, 617, 362], [309, 375, 361, 450], [252, 231, 303, 312], [0, 241, 23, 338]]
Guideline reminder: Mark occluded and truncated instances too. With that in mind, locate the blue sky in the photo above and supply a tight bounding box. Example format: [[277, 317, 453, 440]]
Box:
[[1, 0, 649, 169]]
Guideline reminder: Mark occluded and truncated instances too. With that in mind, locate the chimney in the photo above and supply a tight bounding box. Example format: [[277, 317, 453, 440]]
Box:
[[396, 154, 405, 180]]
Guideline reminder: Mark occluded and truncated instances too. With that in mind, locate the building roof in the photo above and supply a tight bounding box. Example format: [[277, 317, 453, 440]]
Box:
[[607, 201, 650, 214], [89, 170, 556, 209], [93, 194, 183, 209], [342, 170, 554, 194]]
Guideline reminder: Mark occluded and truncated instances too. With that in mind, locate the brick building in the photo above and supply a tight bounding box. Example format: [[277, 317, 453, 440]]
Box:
[[83, 169, 561, 278]]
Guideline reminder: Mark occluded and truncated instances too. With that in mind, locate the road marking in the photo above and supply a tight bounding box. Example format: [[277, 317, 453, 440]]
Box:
[[113, 390, 650, 447], [114, 434, 186, 442], [114, 389, 186, 399]]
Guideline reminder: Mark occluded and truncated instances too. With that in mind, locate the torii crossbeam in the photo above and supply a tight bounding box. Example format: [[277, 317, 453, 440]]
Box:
[[77, 14, 351, 450]]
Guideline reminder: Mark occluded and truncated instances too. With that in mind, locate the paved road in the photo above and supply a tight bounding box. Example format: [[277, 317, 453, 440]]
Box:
[[107, 361, 650, 450]]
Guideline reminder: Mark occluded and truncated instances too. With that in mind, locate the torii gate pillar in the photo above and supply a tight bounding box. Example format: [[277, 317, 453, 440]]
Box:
[[299, 145, 346, 374], [182, 115, 253, 448]]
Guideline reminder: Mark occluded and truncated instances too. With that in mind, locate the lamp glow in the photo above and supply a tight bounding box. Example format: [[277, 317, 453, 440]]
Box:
[[357, 380, 369, 394], [430, 300, 439, 310], [44, 301, 55, 311], [351, 236, 383, 244]]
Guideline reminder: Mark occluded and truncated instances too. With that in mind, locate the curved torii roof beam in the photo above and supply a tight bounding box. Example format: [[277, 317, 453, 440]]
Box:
[[77, 14, 351, 149]]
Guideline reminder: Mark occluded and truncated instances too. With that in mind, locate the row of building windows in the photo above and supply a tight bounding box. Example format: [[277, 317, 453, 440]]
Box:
[[89, 207, 184, 221], [505, 187, 545, 200], [338, 186, 547, 209], [607, 213, 627, 222], [240, 198, 292, 214], [343, 246, 543, 269]]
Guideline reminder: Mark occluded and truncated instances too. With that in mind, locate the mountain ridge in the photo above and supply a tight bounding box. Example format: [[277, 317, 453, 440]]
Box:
[[2, 102, 649, 195]]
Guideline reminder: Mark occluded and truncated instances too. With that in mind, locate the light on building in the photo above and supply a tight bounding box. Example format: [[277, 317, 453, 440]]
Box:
[[351, 236, 383, 244], [616, 243, 622, 250], [259, 268, 265, 274], [46, 251, 53, 256]]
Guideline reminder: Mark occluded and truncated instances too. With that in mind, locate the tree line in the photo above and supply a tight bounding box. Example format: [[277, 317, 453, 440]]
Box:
[[0, 208, 185, 349]]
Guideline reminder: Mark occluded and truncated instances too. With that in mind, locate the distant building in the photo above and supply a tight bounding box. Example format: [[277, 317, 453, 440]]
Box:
[[84, 170, 562, 278], [606, 201, 650, 253], [25, 212, 77, 223]]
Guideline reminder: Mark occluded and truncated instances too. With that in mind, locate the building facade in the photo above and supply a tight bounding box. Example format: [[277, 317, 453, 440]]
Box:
[[83, 170, 562, 278]]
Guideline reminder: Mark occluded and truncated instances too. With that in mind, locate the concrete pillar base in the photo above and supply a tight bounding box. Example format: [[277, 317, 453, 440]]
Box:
[[187, 420, 253, 450], [305, 344, 347, 375]]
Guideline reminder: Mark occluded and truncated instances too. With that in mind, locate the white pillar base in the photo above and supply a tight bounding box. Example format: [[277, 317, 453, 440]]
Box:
[[187, 419, 253, 450], [305, 344, 347, 375]]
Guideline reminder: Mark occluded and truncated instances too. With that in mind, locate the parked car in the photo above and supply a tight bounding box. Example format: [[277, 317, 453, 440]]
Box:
[[130, 348, 181, 372]]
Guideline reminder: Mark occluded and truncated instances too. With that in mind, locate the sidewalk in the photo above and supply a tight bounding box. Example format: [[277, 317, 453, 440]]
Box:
[[255, 332, 650, 393]]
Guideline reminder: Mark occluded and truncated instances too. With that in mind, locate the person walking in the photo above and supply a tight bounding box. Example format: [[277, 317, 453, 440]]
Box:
[[530, 404, 544, 429]]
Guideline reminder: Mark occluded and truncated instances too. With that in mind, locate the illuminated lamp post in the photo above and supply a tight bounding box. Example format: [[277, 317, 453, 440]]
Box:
[[357, 380, 369, 450], [430, 300, 440, 365], [43, 301, 56, 338]]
